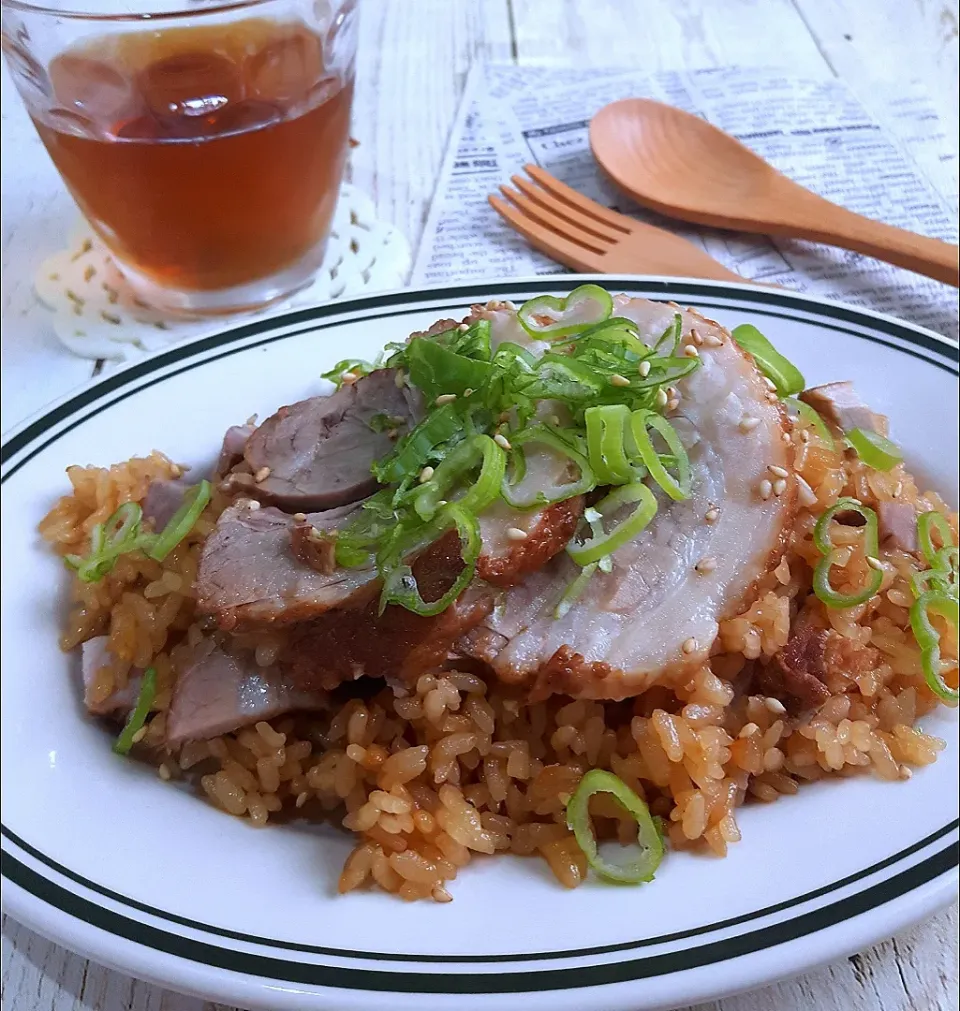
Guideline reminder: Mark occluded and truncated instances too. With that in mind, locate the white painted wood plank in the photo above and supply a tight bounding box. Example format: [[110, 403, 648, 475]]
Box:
[[509, 0, 829, 72], [792, 0, 960, 140]]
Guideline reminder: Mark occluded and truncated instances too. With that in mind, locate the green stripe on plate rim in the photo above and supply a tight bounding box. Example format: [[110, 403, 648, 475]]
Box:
[[2, 278, 958, 990]]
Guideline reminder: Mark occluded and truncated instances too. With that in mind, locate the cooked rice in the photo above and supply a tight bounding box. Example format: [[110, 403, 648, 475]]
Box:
[[40, 426, 958, 900]]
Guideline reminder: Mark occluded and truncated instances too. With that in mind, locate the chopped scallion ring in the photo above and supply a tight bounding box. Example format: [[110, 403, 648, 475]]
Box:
[[517, 284, 613, 338], [565, 769, 664, 884], [732, 324, 805, 396], [910, 591, 959, 704], [846, 428, 903, 472], [630, 410, 691, 501], [812, 498, 883, 608], [918, 511, 955, 567], [585, 404, 635, 486], [413, 435, 505, 521], [501, 425, 595, 509], [379, 504, 481, 617], [567, 481, 657, 566]]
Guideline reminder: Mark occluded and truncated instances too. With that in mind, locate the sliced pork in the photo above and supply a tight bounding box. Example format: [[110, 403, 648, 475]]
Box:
[[142, 479, 187, 531], [195, 500, 377, 630], [215, 423, 256, 478], [877, 500, 919, 554], [166, 639, 329, 744], [460, 299, 796, 701], [800, 381, 888, 437], [81, 636, 141, 715], [223, 370, 423, 512]]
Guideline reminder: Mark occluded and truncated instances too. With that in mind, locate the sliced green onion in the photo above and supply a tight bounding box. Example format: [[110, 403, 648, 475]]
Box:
[[379, 504, 481, 617], [909, 591, 959, 704], [585, 404, 635, 486], [413, 434, 505, 521], [501, 425, 595, 509], [554, 563, 598, 619], [372, 404, 462, 484], [812, 497, 883, 608], [653, 313, 682, 353], [567, 481, 657, 566], [405, 337, 492, 400], [113, 667, 157, 756], [145, 480, 212, 562], [65, 501, 146, 583], [522, 354, 606, 403], [565, 769, 664, 884], [784, 397, 835, 449], [320, 358, 375, 388], [732, 324, 805, 396], [630, 410, 691, 501], [918, 511, 955, 566], [846, 428, 903, 472], [517, 284, 613, 339]]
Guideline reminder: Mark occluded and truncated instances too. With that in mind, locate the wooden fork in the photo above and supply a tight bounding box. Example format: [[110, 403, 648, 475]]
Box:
[[489, 164, 747, 283]]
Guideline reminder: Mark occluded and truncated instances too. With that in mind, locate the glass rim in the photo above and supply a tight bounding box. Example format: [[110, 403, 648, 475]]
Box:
[[0, 0, 275, 23]]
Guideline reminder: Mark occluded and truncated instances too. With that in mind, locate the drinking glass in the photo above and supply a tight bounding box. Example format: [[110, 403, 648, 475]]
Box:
[[1, 0, 358, 314]]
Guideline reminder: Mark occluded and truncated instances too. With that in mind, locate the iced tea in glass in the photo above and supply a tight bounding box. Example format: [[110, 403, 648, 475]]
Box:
[[2, 0, 357, 314]]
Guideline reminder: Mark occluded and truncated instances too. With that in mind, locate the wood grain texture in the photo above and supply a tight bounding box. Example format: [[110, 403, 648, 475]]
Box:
[[2, 0, 958, 1008]]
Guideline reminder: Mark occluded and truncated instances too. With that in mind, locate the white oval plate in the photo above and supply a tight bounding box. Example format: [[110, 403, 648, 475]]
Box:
[[2, 277, 958, 1011]]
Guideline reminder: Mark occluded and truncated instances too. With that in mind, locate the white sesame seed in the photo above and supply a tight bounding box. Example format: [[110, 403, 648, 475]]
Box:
[[169, 463, 182, 478], [609, 373, 631, 387], [866, 556, 884, 571], [892, 481, 903, 499], [131, 726, 148, 744], [682, 344, 700, 358], [768, 464, 789, 478], [419, 466, 435, 483], [765, 697, 787, 714], [308, 526, 324, 541], [667, 398, 680, 411], [638, 360, 652, 377], [435, 393, 457, 405], [158, 763, 171, 781], [340, 370, 359, 384], [682, 637, 697, 654], [394, 370, 406, 388], [739, 416, 761, 433], [795, 475, 818, 508], [782, 432, 792, 444], [695, 556, 717, 574], [799, 430, 810, 443], [667, 386, 680, 400], [656, 389, 669, 408], [494, 433, 512, 450], [758, 479, 773, 500], [247, 499, 261, 511], [506, 527, 528, 541], [293, 512, 307, 522], [899, 765, 913, 781], [762, 376, 778, 392], [704, 507, 719, 524], [773, 478, 787, 497], [691, 328, 704, 346], [703, 333, 724, 348], [765, 392, 779, 403], [295, 791, 309, 807], [254, 466, 271, 483], [458, 323, 470, 332], [738, 723, 759, 738]]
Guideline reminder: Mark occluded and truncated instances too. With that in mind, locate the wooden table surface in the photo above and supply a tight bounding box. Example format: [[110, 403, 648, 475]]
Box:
[[2, 0, 958, 1008]]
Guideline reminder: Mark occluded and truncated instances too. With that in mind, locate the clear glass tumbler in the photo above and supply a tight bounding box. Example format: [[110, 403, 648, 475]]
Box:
[[1, 0, 357, 314]]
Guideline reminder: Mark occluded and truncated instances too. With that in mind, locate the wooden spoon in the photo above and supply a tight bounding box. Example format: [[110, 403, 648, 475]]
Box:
[[589, 98, 959, 287]]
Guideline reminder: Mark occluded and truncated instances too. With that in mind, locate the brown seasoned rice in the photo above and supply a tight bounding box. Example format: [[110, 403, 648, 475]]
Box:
[[40, 416, 958, 900]]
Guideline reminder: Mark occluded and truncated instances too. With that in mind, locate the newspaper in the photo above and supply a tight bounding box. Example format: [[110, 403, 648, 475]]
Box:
[[412, 64, 959, 339]]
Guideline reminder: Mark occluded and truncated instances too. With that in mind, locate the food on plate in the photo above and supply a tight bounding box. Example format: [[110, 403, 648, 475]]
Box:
[[41, 286, 958, 901]]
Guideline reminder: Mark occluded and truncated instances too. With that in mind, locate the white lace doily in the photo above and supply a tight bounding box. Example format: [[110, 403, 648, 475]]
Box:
[[34, 182, 411, 362]]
